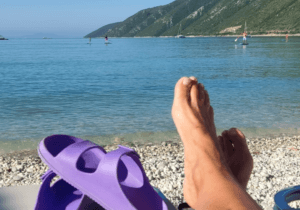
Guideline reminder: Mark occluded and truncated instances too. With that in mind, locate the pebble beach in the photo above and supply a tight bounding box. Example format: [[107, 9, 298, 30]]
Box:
[[1, 134, 300, 210]]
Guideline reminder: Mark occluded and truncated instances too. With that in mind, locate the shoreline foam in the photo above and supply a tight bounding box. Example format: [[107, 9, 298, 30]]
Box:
[[1, 127, 299, 156], [1, 133, 300, 158]]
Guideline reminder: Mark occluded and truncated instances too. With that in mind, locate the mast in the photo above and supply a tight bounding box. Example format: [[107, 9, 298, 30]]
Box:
[[178, 23, 181, 35]]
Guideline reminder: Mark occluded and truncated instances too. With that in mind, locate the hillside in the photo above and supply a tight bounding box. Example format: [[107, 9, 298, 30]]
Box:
[[99, 0, 187, 37], [85, 0, 300, 38], [84, 22, 121, 38], [181, 0, 300, 35]]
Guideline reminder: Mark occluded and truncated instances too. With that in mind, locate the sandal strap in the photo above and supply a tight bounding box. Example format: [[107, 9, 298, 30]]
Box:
[[56, 140, 106, 167], [41, 169, 55, 181], [95, 145, 140, 175], [90, 145, 143, 210]]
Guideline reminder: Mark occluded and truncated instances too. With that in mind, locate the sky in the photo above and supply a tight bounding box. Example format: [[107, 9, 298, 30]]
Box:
[[1, 0, 175, 38]]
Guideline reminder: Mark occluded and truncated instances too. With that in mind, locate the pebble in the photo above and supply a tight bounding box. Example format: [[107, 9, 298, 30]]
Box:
[[13, 175, 23, 181], [0, 135, 300, 209]]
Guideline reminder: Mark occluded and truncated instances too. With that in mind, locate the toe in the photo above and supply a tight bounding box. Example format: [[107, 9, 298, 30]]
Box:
[[218, 136, 225, 152], [219, 134, 233, 163], [228, 128, 244, 139], [197, 83, 205, 106], [174, 77, 197, 104], [203, 90, 210, 107], [236, 128, 245, 139], [190, 83, 200, 109], [208, 106, 214, 121], [222, 130, 229, 137], [189, 76, 198, 82], [207, 106, 217, 135], [221, 130, 234, 152], [228, 128, 247, 148]]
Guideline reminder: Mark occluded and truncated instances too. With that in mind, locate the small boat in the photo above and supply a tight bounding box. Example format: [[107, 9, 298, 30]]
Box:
[[175, 23, 185, 38], [0, 35, 8, 40], [176, 35, 185, 38]]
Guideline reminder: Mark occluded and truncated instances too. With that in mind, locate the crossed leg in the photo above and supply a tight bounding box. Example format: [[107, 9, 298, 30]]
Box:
[[172, 77, 261, 209]]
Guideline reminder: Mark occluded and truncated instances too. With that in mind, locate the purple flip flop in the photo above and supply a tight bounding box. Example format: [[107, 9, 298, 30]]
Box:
[[38, 135, 168, 210], [34, 169, 104, 210]]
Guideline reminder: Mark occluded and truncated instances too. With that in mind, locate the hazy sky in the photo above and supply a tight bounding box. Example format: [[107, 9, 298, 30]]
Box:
[[1, 0, 174, 38]]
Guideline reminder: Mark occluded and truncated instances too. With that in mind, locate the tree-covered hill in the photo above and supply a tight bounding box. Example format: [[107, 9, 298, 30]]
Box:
[[85, 0, 300, 38], [84, 22, 121, 38]]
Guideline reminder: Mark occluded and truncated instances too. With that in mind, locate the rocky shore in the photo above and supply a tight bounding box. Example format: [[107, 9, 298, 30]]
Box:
[[1, 135, 300, 209]]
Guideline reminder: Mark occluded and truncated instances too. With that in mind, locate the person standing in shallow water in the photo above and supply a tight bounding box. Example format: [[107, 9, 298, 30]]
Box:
[[286, 34, 289, 42], [172, 76, 262, 209]]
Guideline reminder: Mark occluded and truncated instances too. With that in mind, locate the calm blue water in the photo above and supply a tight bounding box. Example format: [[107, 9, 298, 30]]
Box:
[[0, 37, 299, 154]]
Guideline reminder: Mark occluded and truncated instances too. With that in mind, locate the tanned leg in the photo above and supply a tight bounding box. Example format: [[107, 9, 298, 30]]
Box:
[[171, 77, 262, 210]]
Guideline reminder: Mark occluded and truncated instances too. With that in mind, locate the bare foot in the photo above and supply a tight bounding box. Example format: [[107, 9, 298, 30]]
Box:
[[218, 128, 253, 190], [171, 77, 230, 208]]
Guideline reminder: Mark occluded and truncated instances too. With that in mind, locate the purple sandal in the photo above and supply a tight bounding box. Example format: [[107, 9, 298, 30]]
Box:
[[34, 169, 104, 210], [38, 135, 168, 210]]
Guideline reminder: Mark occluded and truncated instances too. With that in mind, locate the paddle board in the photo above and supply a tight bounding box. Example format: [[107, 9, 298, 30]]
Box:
[[241, 43, 249, 45], [105, 42, 112, 44]]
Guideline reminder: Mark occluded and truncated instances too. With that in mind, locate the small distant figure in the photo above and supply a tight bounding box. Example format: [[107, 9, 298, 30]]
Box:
[[286, 34, 288, 42], [235, 31, 247, 44], [242, 31, 247, 44], [105, 35, 108, 42]]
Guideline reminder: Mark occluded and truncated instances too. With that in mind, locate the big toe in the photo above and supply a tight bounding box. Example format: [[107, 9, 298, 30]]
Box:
[[173, 77, 198, 106], [228, 128, 247, 148]]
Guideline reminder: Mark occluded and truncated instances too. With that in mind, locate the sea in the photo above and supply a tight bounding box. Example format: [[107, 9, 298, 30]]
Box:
[[0, 37, 299, 154]]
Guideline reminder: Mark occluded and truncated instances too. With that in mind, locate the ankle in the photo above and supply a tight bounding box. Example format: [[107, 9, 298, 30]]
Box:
[[184, 142, 224, 172]]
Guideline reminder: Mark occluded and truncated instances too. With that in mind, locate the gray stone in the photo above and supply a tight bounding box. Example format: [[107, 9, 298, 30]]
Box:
[[26, 167, 33, 173], [157, 162, 166, 170], [16, 165, 23, 170], [13, 175, 23, 181]]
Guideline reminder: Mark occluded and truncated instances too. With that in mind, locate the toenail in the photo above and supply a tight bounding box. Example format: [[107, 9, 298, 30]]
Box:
[[236, 129, 245, 138], [183, 77, 191, 85], [189, 76, 197, 82]]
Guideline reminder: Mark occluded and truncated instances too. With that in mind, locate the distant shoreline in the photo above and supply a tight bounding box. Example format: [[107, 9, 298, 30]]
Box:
[[185, 33, 300, 37], [88, 33, 300, 39]]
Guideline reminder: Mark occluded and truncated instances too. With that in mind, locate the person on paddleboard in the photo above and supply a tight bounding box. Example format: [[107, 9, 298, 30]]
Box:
[[105, 35, 108, 42], [235, 31, 248, 44], [241, 31, 247, 44]]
